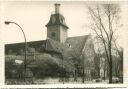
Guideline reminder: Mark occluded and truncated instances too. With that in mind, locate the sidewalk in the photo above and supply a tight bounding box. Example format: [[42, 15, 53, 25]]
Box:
[[6, 78, 110, 84]]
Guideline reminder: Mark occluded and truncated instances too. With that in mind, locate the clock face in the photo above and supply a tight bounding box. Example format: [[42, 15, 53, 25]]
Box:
[[52, 16, 56, 23]]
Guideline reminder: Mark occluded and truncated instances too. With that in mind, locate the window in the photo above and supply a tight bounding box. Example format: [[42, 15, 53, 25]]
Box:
[[51, 32, 56, 37], [61, 18, 63, 23], [68, 44, 71, 47], [67, 43, 71, 48]]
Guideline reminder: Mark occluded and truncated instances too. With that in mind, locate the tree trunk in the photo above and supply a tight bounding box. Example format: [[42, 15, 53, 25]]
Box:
[[109, 61, 112, 83], [109, 43, 113, 83], [104, 69, 106, 81], [74, 69, 77, 82], [82, 68, 85, 83]]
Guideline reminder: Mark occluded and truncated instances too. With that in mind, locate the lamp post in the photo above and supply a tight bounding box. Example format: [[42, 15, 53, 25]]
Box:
[[5, 21, 27, 82]]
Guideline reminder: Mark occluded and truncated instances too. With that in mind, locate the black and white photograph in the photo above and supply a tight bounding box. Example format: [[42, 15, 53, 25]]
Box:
[[3, 1, 125, 85]]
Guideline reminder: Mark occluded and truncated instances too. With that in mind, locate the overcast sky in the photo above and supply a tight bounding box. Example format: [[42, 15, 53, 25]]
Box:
[[2, 1, 125, 47]]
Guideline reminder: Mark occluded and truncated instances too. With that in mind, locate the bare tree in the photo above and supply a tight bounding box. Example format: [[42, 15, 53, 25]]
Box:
[[88, 4, 120, 83], [112, 37, 123, 82]]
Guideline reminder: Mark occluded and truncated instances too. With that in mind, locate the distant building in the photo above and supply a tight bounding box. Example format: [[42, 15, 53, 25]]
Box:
[[5, 4, 96, 80]]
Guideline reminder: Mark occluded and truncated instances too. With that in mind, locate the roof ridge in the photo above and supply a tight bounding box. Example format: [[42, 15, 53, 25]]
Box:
[[5, 40, 45, 45]]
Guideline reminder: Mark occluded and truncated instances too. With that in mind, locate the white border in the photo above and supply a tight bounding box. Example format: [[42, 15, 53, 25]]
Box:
[[0, 0, 128, 88]]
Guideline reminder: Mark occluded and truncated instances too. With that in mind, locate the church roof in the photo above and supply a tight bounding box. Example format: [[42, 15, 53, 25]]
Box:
[[66, 35, 90, 52], [5, 40, 47, 54], [64, 35, 90, 58], [46, 13, 68, 29], [45, 38, 68, 53], [5, 35, 91, 58]]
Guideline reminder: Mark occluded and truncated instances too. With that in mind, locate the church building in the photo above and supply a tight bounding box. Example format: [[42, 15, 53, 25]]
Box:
[[5, 4, 96, 81]]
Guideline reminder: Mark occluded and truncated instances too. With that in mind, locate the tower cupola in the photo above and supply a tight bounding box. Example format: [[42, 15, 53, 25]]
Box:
[[46, 4, 69, 43]]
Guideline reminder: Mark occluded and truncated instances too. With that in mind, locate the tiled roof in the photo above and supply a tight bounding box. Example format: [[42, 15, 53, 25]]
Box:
[[5, 35, 91, 58], [5, 40, 47, 54], [46, 13, 68, 29], [45, 38, 69, 53], [64, 35, 90, 58]]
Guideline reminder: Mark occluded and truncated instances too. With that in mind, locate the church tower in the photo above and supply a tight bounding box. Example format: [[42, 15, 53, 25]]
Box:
[[46, 4, 68, 43]]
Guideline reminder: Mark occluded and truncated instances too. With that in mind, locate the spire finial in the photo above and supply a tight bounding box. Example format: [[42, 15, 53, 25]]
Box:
[[55, 3, 60, 14]]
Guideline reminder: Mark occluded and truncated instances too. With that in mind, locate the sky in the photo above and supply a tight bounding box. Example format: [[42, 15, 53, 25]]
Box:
[[2, 1, 125, 47]]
